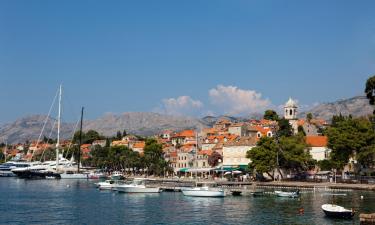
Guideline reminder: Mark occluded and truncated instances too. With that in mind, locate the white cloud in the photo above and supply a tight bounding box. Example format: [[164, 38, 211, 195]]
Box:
[[208, 85, 271, 115], [157, 96, 203, 116]]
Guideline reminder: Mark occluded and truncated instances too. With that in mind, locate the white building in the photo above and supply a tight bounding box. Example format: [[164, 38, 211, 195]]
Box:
[[284, 97, 299, 134], [306, 136, 331, 161], [223, 137, 257, 168]]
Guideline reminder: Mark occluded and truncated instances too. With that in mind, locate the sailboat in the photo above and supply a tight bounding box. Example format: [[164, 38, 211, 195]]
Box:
[[12, 85, 82, 179], [59, 107, 88, 179]]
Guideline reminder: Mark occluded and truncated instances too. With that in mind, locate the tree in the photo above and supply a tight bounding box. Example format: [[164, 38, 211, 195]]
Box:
[[365, 75, 375, 107], [143, 139, 169, 176], [263, 110, 279, 121], [297, 125, 306, 136], [208, 151, 222, 167], [278, 134, 313, 173], [277, 118, 293, 137], [116, 131, 122, 140], [326, 116, 375, 170], [122, 130, 127, 137], [247, 137, 278, 179], [306, 113, 313, 122], [73, 130, 102, 144]]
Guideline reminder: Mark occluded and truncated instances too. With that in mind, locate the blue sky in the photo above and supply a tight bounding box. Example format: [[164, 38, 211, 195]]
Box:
[[0, 0, 374, 123]]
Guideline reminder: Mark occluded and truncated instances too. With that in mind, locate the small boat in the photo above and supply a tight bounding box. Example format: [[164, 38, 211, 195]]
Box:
[[275, 190, 300, 198], [182, 182, 225, 197], [321, 204, 355, 219], [117, 178, 161, 193], [251, 191, 266, 197], [88, 171, 107, 179], [96, 180, 117, 190], [110, 171, 124, 180]]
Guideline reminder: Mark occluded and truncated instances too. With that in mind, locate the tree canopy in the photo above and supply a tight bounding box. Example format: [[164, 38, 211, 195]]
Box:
[[263, 110, 279, 121], [365, 75, 375, 106], [325, 116, 375, 170]]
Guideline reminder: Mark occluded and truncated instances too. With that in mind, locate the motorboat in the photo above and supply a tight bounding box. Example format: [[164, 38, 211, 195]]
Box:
[[117, 178, 161, 193], [275, 190, 300, 198], [110, 171, 124, 180], [0, 161, 32, 177], [181, 182, 225, 197], [96, 180, 125, 190], [322, 204, 355, 219]]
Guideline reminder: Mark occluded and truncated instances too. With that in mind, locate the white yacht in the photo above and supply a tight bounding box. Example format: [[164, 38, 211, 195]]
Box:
[[117, 178, 161, 193], [96, 180, 125, 190], [0, 161, 32, 177], [181, 182, 226, 197]]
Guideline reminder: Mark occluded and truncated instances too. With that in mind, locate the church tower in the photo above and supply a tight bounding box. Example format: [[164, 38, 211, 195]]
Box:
[[284, 97, 298, 134]]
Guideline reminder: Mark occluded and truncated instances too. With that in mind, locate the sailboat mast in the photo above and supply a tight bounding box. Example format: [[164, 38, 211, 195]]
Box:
[[56, 85, 62, 172], [78, 107, 84, 173]]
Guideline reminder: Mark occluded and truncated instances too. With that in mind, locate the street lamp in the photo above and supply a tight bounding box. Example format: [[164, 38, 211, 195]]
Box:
[[218, 159, 223, 180]]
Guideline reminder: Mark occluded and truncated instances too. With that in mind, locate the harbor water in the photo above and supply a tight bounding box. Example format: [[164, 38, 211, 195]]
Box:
[[1, 178, 375, 225]]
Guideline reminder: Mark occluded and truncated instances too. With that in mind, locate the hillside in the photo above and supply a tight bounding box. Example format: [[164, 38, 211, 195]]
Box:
[[299, 96, 373, 121]]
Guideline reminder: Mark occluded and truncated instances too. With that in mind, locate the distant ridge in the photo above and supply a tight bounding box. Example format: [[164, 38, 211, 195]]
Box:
[[0, 96, 373, 144], [299, 96, 373, 121]]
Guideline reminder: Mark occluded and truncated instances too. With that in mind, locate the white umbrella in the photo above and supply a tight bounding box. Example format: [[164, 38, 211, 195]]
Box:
[[233, 170, 242, 174], [224, 171, 232, 176]]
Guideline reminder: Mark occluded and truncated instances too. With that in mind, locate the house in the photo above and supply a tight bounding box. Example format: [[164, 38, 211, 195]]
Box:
[[131, 141, 145, 154], [213, 118, 232, 131], [111, 140, 129, 147], [160, 130, 173, 141], [92, 140, 107, 147], [195, 150, 212, 168], [228, 123, 247, 136], [249, 126, 273, 139], [306, 136, 330, 161], [223, 136, 257, 168], [171, 130, 196, 146], [81, 144, 92, 159]]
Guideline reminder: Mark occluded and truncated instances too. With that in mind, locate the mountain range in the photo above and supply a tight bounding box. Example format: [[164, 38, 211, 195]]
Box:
[[0, 96, 373, 144]]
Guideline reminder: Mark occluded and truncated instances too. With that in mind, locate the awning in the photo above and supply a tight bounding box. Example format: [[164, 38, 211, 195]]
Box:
[[215, 165, 248, 172], [179, 168, 189, 172], [187, 168, 214, 173]]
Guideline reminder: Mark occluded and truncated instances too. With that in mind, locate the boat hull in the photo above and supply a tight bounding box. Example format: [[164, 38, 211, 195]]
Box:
[[275, 191, 299, 198], [12, 170, 60, 179], [182, 189, 225, 197], [322, 204, 354, 219], [323, 210, 354, 219], [117, 186, 161, 193]]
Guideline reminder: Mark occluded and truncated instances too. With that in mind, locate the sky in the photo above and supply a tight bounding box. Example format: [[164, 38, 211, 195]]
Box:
[[0, 0, 374, 123]]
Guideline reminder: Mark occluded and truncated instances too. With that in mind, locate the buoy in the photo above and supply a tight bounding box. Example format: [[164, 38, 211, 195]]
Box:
[[361, 195, 364, 200], [299, 207, 304, 215], [67, 185, 70, 188]]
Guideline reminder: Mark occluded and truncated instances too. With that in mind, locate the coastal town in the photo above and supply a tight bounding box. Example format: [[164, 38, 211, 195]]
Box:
[[0, 97, 362, 182]]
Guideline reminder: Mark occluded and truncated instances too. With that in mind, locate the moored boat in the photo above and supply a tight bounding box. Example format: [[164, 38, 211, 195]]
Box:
[[117, 178, 161, 193], [275, 190, 300, 198], [321, 204, 355, 219], [181, 182, 225, 197]]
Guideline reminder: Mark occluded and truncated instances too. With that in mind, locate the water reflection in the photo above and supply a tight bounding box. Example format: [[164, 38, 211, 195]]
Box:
[[0, 178, 374, 225]]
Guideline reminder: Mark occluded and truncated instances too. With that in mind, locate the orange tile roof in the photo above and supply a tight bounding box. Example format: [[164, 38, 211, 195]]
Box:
[[173, 130, 196, 138], [133, 142, 145, 149], [306, 136, 328, 147], [198, 150, 213, 156]]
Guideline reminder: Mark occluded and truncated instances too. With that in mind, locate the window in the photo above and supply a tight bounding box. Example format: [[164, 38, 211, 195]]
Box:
[[203, 162, 206, 167], [290, 109, 293, 116], [257, 132, 261, 138]]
